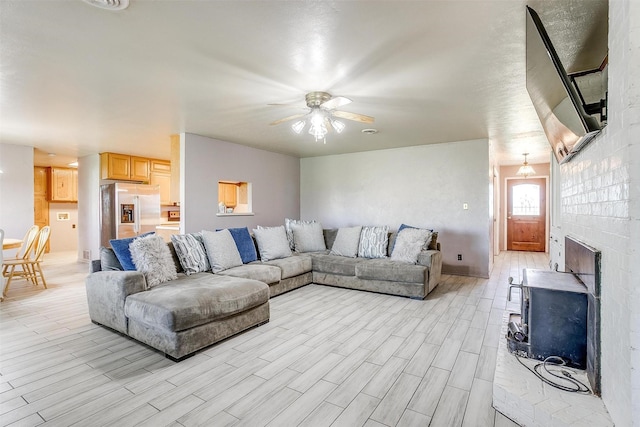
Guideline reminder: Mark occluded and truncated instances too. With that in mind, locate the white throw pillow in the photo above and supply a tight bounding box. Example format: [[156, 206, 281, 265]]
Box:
[[391, 228, 433, 264], [284, 218, 315, 250], [129, 234, 178, 288], [201, 229, 243, 273], [291, 221, 326, 253], [330, 226, 362, 257], [358, 226, 389, 259], [253, 226, 293, 261]]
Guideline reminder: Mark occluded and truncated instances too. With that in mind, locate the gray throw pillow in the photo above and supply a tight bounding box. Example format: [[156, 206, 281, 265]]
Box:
[[201, 229, 243, 273], [171, 233, 210, 275], [100, 247, 123, 271], [391, 228, 433, 264], [291, 221, 326, 253], [358, 226, 389, 259], [284, 218, 315, 250], [129, 234, 178, 288], [253, 226, 292, 261], [330, 226, 362, 258]]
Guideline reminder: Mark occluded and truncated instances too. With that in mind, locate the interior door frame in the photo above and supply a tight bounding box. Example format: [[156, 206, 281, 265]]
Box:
[[503, 175, 549, 253]]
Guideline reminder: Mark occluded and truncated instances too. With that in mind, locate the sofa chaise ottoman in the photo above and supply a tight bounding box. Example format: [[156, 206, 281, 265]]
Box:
[[86, 265, 269, 361]]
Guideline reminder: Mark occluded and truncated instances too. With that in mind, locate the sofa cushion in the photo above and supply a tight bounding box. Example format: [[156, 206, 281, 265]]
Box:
[[130, 234, 178, 288], [323, 228, 339, 250], [358, 226, 389, 259], [356, 259, 426, 284], [124, 274, 269, 332], [201, 229, 243, 273], [171, 233, 210, 275], [390, 227, 433, 264], [263, 254, 312, 279], [253, 226, 292, 261], [330, 226, 362, 258], [311, 253, 361, 276], [217, 264, 281, 284], [291, 221, 326, 253], [110, 232, 155, 271]]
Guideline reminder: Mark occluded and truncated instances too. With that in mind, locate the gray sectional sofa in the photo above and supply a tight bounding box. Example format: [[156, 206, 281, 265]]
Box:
[[86, 228, 442, 360]]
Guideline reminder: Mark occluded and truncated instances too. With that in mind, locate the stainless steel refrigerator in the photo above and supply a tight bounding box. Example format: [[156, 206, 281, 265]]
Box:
[[100, 183, 161, 247]]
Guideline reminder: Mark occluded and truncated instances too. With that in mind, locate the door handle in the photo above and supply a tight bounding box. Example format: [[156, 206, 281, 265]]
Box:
[[507, 216, 512, 219]]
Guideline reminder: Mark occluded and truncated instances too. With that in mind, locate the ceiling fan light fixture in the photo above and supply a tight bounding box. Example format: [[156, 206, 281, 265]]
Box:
[[516, 153, 536, 178], [309, 109, 328, 142], [331, 119, 346, 134], [291, 120, 305, 134]]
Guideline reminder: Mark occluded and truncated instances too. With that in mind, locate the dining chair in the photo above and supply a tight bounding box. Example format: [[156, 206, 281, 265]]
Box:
[[3, 226, 51, 297], [2, 225, 40, 276], [2, 225, 39, 279]]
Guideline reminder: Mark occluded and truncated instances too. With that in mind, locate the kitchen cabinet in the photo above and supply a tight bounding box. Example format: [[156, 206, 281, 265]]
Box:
[[34, 167, 50, 252], [100, 152, 150, 182], [218, 182, 237, 208], [130, 156, 150, 181], [150, 160, 172, 205], [48, 167, 78, 202]]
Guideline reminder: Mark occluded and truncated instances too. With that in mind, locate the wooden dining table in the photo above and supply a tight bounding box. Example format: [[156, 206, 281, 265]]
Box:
[[2, 239, 22, 250]]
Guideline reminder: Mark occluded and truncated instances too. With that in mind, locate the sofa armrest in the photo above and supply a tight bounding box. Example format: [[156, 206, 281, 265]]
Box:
[[417, 250, 442, 293], [85, 271, 147, 334]]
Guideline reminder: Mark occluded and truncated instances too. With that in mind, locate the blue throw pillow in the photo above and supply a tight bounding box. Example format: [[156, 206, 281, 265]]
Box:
[[217, 227, 258, 264], [110, 232, 155, 271]]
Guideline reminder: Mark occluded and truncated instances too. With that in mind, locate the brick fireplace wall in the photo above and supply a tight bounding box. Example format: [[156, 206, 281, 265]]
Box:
[[551, 1, 640, 425]]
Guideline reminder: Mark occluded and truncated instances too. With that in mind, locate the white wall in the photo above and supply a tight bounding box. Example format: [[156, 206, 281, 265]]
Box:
[[48, 203, 78, 252], [301, 139, 491, 277], [0, 144, 34, 255], [77, 154, 101, 263], [182, 133, 300, 233], [550, 1, 639, 424]]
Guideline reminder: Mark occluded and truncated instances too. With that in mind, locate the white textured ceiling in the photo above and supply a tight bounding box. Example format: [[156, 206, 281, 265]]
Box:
[[0, 0, 607, 168]]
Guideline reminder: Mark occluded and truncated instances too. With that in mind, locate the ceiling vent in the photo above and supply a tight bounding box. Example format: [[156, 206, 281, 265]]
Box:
[[82, 0, 129, 11]]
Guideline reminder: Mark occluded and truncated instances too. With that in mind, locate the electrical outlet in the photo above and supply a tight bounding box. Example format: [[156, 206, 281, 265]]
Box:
[[457, 254, 462, 261]]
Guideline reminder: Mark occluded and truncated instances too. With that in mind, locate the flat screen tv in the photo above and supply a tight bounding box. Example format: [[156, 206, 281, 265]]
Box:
[[526, 6, 602, 164]]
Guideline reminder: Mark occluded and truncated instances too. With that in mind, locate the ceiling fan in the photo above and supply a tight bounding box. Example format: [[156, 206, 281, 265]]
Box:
[[269, 91, 374, 143]]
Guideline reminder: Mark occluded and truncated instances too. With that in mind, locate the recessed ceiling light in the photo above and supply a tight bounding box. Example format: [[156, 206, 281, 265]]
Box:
[[361, 129, 378, 135], [82, 0, 129, 11], [48, 153, 56, 157], [68, 162, 79, 167]]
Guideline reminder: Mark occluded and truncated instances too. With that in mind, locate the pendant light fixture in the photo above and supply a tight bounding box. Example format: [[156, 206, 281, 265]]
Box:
[[516, 153, 536, 178]]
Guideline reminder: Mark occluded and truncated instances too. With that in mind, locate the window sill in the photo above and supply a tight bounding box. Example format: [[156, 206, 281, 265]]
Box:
[[216, 212, 255, 217]]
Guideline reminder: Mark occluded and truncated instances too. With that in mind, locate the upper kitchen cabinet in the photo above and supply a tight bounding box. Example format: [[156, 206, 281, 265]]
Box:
[[48, 167, 78, 202], [150, 159, 172, 205], [100, 152, 150, 182]]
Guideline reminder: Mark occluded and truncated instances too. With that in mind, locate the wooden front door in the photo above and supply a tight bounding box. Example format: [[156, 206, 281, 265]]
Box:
[[507, 178, 546, 252]]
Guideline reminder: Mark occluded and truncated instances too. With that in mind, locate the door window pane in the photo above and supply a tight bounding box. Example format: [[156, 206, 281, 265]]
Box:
[[512, 184, 540, 215]]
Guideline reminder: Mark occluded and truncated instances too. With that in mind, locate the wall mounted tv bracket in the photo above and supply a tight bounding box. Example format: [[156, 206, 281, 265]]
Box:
[[568, 56, 608, 123]]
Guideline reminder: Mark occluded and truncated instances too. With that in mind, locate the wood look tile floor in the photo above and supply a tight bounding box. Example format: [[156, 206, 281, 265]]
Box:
[[0, 250, 548, 427]]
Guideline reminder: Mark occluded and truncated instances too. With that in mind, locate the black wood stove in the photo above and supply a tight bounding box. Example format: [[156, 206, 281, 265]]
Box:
[[506, 236, 601, 395]]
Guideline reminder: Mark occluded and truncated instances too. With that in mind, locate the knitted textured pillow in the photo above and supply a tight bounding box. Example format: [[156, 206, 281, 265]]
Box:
[[129, 234, 178, 288]]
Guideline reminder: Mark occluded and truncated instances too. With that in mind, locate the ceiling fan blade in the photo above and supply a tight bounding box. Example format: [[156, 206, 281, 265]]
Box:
[[270, 113, 307, 125], [321, 96, 352, 110], [332, 110, 375, 124]]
